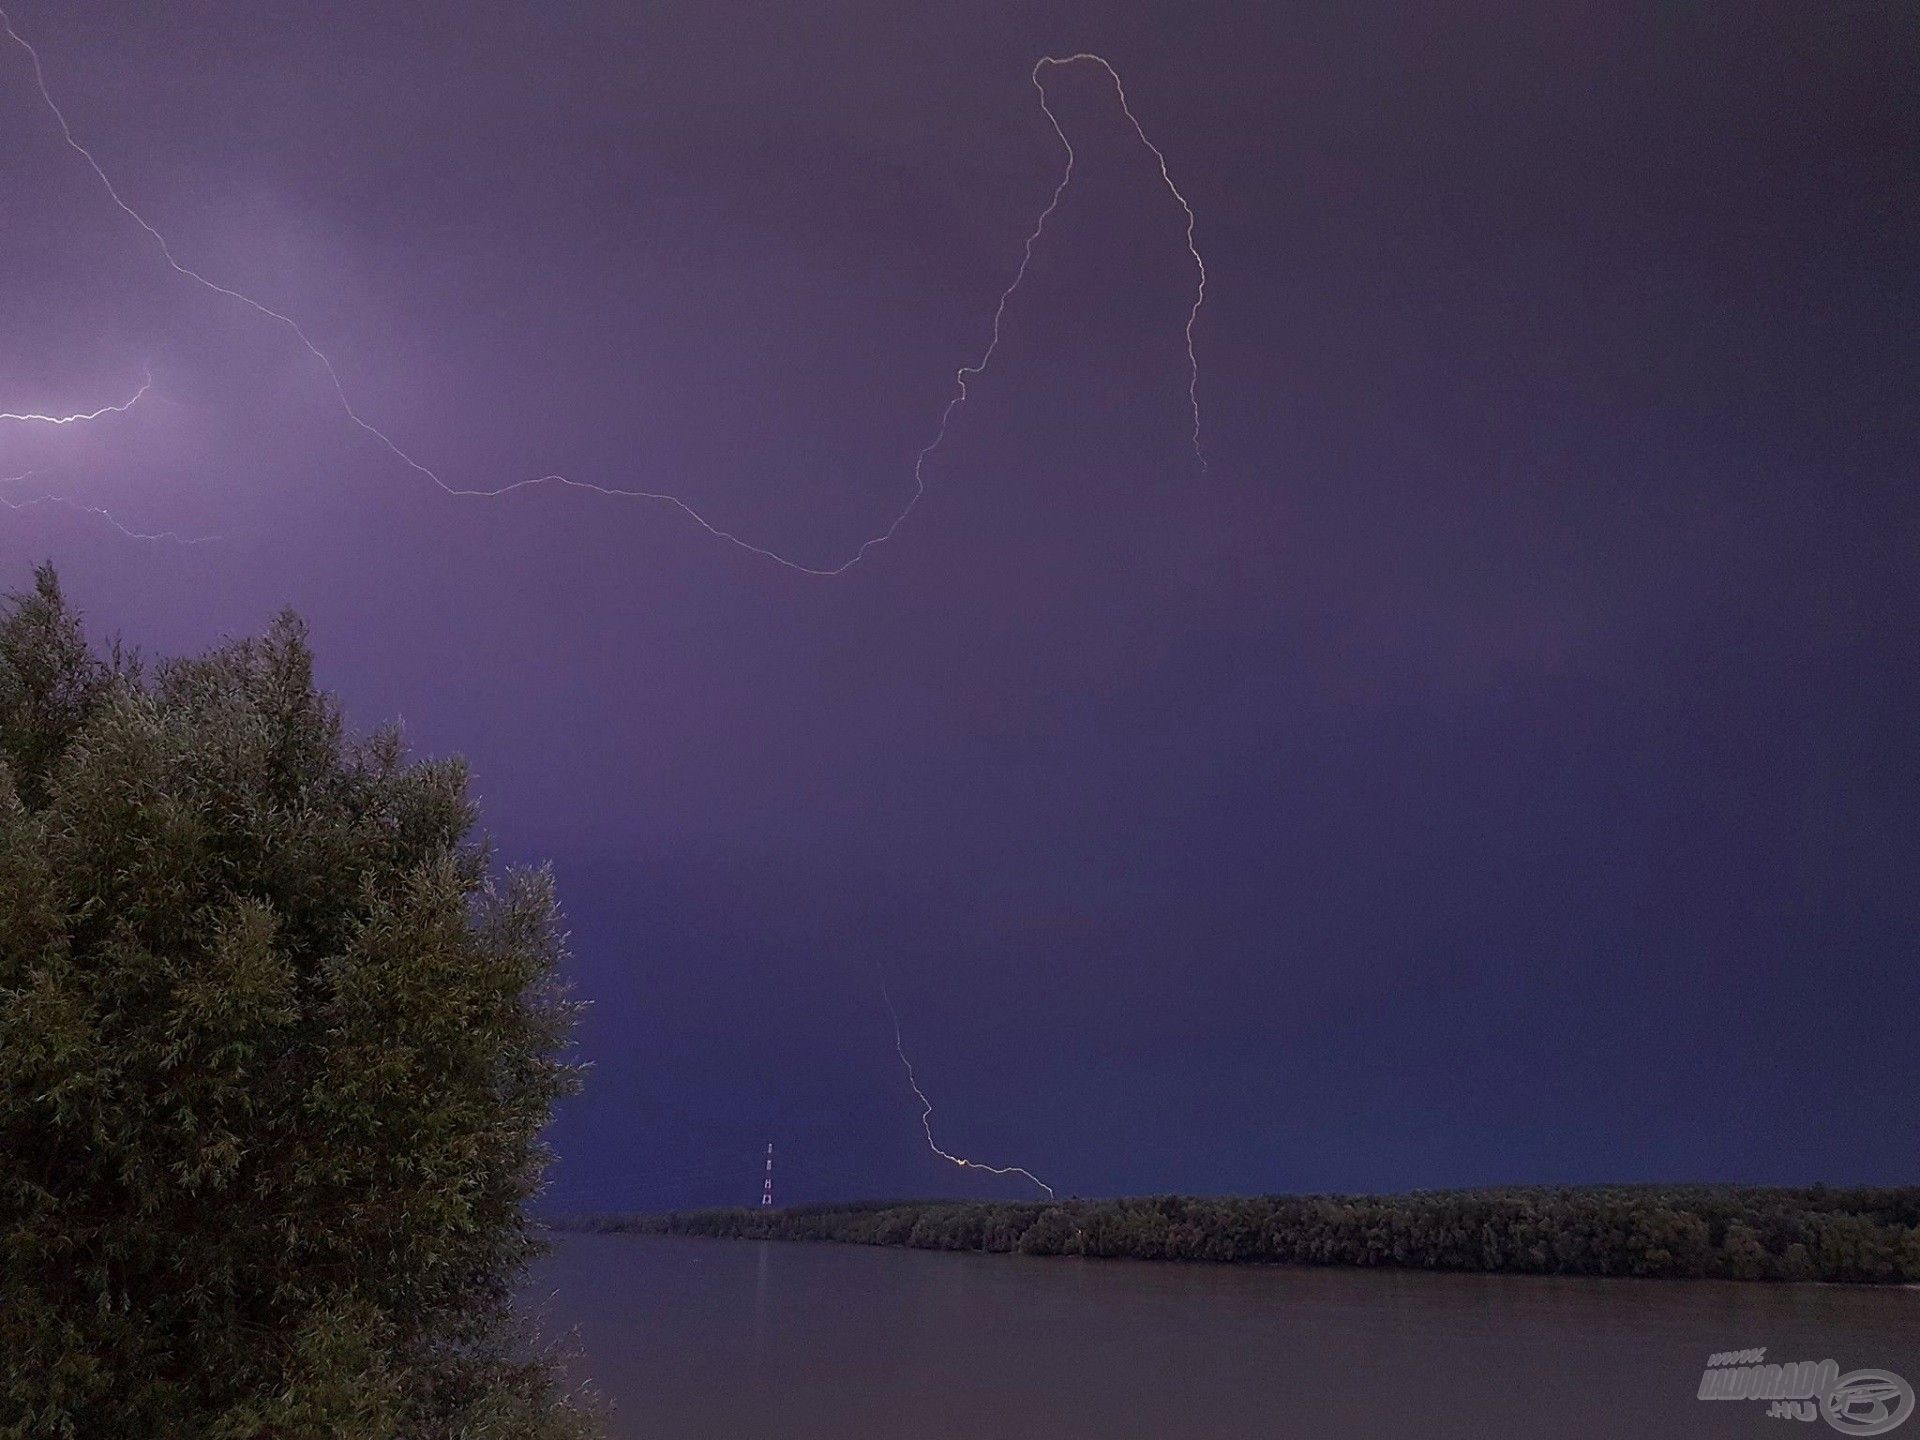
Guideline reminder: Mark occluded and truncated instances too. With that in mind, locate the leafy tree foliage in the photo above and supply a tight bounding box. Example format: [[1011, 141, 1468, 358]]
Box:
[[0, 568, 593, 1439], [590, 1184, 1920, 1284]]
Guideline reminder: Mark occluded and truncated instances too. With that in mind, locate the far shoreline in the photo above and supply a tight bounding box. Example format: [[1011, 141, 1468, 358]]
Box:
[[547, 1224, 1920, 1294], [548, 1184, 1920, 1286]]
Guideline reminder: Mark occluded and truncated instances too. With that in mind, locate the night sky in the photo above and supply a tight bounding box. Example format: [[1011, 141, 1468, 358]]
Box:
[[2, 2, 1914, 1210]]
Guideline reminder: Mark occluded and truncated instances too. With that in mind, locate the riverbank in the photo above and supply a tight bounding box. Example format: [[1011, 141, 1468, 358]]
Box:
[[559, 1185, 1920, 1284]]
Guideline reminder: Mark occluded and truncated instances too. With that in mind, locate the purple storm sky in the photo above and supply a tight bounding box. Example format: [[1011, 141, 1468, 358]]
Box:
[[1, 1, 1914, 1209]]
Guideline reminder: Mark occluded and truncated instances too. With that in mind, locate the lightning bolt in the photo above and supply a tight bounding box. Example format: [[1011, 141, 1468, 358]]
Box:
[[880, 970, 1055, 1200], [0, 365, 153, 425], [0, 11, 1206, 570], [1049, 53, 1208, 470], [0, 470, 218, 544], [0, 367, 208, 542]]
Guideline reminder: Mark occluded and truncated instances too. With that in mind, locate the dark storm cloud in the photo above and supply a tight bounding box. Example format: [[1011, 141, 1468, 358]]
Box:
[[1, 1, 1914, 1207]]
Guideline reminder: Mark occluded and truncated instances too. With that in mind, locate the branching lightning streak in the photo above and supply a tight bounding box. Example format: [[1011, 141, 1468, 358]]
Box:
[[0, 363, 205, 541], [0, 471, 218, 544], [0, 365, 152, 425], [0, 12, 1206, 569], [879, 970, 1054, 1199], [1048, 53, 1208, 469]]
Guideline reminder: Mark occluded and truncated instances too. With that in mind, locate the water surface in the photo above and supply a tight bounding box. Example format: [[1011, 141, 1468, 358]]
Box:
[[530, 1231, 1917, 1438]]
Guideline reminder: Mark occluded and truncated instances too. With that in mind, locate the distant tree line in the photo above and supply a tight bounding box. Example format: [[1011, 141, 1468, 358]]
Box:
[[570, 1185, 1920, 1284]]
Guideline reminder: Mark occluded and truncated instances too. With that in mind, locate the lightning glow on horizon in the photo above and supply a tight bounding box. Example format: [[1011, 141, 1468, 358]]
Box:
[[881, 971, 1055, 1200], [0, 10, 1207, 570]]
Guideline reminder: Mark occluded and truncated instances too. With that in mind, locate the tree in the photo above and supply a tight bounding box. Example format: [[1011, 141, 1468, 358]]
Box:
[[615, 1184, 1920, 1284], [0, 567, 594, 1439]]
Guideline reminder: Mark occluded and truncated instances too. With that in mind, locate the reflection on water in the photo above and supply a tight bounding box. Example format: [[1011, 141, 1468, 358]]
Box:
[[529, 1231, 1918, 1439]]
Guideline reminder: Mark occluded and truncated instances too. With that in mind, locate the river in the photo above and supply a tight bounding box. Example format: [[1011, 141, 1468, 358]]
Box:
[[529, 1231, 1918, 1438]]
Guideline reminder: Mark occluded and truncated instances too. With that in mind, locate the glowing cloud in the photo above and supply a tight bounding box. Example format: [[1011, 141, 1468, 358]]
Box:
[[0, 12, 1206, 570]]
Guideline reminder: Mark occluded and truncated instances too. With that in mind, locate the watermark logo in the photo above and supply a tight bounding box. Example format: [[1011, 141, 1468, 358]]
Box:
[[1698, 1349, 1914, 1433], [1826, 1374, 1919, 1437]]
